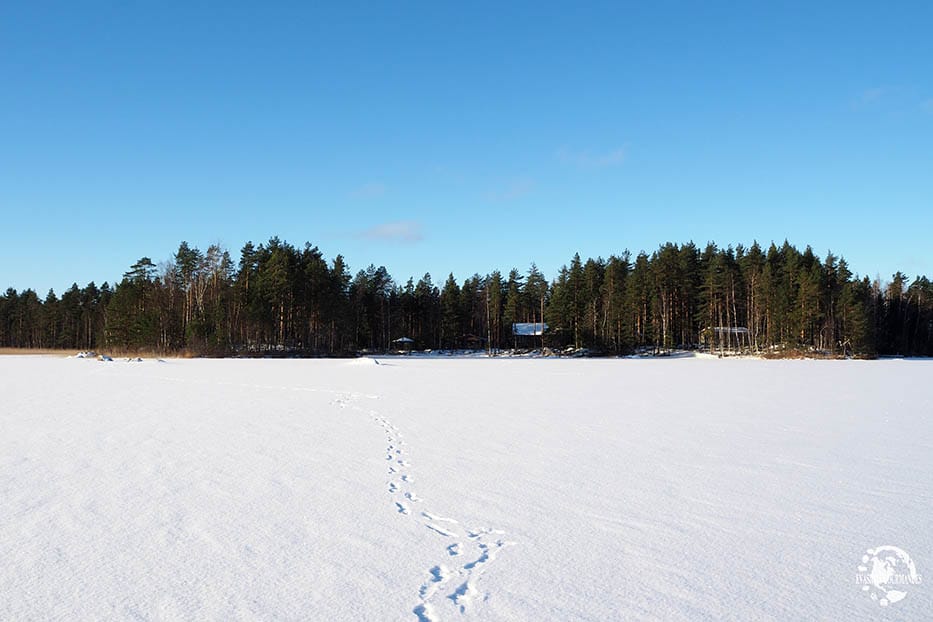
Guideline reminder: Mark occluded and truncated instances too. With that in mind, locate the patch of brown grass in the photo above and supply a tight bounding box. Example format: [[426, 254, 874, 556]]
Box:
[[0, 346, 199, 359], [759, 348, 856, 360], [104, 348, 173, 359], [0, 347, 74, 356]]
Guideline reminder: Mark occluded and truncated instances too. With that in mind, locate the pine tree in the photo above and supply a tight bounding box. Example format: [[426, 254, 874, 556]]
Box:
[[601, 253, 630, 352], [414, 273, 440, 348], [503, 268, 524, 349], [439, 274, 461, 349], [486, 271, 504, 352]]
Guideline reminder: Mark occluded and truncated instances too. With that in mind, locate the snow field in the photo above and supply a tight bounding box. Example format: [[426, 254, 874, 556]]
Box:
[[1, 355, 931, 620]]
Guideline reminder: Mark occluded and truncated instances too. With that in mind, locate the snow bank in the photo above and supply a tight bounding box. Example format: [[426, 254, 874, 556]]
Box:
[[344, 356, 383, 366]]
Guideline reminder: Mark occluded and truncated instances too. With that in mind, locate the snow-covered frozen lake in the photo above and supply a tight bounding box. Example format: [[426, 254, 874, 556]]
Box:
[[1, 355, 931, 620]]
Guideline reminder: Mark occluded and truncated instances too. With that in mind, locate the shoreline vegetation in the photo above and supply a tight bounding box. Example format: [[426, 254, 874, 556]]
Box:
[[2, 238, 931, 359], [2, 347, 927, 363]]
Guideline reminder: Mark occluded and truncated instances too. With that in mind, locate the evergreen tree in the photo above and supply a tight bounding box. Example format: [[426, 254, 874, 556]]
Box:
[[439, 274, 461, 349], [502, 269, 524, 349]]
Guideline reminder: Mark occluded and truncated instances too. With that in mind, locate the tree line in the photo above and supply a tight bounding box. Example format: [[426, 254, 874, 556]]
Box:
[[1, 238, 931, 357]]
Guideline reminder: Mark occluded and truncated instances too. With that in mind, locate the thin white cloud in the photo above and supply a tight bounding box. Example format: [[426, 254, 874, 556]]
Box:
[[859, 87, 886, 104], [349, 182, 387, 199], [357, 221, 423, 244], [556, 146, 626, 168], [852, 86, 933, 113], [486, 178, 535, 201]]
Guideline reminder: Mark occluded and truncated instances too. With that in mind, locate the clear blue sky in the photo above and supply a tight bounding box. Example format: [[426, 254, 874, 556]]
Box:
[[2, 1, 931, 294]]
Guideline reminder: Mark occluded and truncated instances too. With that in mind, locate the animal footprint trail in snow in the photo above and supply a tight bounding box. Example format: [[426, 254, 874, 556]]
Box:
[[339, 392, 514, 620]]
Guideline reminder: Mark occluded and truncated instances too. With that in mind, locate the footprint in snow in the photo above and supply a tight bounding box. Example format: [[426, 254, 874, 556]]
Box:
[[418, 564, 451, 598], [412, 603, 435, 622], [463, 546, 491, 570], [449, 581, 475, 613]]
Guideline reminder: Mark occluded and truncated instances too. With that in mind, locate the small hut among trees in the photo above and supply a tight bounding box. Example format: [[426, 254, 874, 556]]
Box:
[[392, 336, 414, 353], [512, 322, 548, 349], [701, 326, 750, 354]]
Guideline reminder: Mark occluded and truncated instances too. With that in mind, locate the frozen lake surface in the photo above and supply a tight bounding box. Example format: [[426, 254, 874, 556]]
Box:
[[1, 355, 931, 620]]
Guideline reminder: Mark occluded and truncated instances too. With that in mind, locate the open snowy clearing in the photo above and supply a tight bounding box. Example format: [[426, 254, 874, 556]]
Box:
[[1, 356, 931, 621]]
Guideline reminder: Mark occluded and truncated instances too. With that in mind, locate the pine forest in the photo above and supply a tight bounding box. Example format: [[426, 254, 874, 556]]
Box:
[[2, 238, 931, 358]]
